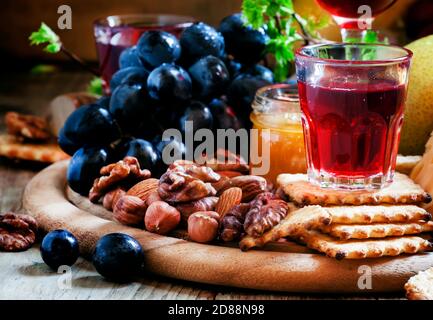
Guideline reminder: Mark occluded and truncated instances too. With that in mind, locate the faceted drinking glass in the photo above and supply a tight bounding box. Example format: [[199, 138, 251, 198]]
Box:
[[295, 43, 412, 189]]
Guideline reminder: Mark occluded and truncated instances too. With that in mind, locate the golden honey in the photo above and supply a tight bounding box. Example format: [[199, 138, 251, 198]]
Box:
[[250, 84, 307, 184]]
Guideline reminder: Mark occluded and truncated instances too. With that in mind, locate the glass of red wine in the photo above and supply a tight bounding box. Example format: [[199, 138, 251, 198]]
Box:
[[316, 0, 397, 42], [93, 14, 194, 91], [295, 43, 412, 189]]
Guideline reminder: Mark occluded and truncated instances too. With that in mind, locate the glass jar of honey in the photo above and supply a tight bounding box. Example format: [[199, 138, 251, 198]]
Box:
[[250, 84, 307, 184]]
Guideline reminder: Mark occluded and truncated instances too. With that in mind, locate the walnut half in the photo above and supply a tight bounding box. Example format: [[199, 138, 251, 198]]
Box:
[[5, 112, 51, 141], [243, 192, 289, 238], [89, 157, 151, 203], [0, 213, 38, 251], [158, 161, 220, 203]]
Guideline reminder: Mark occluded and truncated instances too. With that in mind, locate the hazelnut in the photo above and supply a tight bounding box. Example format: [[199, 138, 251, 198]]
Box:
[[145, 190, 162, 206], [113, 195, 146, 226], [102, 187, 126, 211], [187, 211, 219, 243], [145, 201, 180, 235]]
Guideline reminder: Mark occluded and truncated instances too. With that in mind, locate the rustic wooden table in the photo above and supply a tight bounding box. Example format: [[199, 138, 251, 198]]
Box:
[[0, 71, 405, 300]]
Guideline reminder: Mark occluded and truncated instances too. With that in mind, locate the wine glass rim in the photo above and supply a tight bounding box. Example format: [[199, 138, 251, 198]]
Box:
[[94, 13, 195, 28], [296, 43, 413, 65]]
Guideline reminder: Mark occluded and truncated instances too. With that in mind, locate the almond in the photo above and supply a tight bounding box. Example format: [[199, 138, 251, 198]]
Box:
[[126, 178, 159, 203], [218, 175, 267, 202], [215, 187, 242, 218], [211, 175, 230, 193]]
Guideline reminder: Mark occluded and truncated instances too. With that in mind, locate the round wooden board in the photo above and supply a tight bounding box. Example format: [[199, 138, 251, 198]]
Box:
[[23, 161, 433, 293]]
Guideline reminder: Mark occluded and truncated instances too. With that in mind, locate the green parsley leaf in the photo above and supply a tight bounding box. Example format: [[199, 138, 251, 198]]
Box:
[[363, 30, 378, 44], [242, 0, 267, 29], [30, 64, 58, 75], [305, 15, 329, 38], [242, 0, 327, 82], [276, 0, 294, 14], [87, 77, 103, 96], [345, 37, 359, 43], [29, 22, 62, 53]]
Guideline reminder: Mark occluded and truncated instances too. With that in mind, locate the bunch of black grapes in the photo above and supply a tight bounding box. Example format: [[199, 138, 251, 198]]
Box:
[[59, 14, 273, 196]]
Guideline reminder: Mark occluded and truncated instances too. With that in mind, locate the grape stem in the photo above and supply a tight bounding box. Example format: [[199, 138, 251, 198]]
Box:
[[61, 45, 100, 77], [274, 14, 283, 35], [291, 14, 309, 45], [292, 13, 333, 45]]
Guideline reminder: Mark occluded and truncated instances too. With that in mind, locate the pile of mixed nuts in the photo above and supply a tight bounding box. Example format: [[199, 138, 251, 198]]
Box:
[[88, 152, 290, 246]]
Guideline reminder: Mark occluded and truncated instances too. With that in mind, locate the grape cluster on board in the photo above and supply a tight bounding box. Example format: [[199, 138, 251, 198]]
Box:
[[59, 13, 274, 196]]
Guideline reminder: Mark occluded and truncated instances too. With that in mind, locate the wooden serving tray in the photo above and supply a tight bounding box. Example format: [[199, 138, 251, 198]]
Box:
[[22, 161, 433, 293]]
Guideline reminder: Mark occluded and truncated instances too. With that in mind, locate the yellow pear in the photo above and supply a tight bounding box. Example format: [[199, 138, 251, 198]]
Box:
[[399, 35, 433, 155]]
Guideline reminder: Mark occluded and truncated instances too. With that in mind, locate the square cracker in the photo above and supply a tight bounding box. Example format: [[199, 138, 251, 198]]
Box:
[[277, 173, 431, 206], [405, 267, 433, 300], [292, 229, 433, 260], [396, 155, 421, 175], [325, 205, 431, 224], [320, 221, 433, 240], [0, 134, 69, 163], [239, 205, 331, 251]]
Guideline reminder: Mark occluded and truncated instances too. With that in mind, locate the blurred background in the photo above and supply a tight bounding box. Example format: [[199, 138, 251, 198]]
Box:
[[0, 0, 432, 67]]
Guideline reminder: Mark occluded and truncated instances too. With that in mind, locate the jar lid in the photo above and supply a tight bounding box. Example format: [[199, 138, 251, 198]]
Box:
[[252, 83, 301, 114]]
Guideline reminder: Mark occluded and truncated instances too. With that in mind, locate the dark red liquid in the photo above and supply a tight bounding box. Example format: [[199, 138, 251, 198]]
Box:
[[316, 0, 397, 28], [316, 0, 396, 18], [95, 23, 189, 93], [298, 80, 406, 177]]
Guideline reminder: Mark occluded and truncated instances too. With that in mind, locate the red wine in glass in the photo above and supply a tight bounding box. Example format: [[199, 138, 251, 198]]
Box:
[[295, 43, 412, 189], [316, 0, 397, 40], [298, 80, 405, 178], [94, 14, 193, 93]]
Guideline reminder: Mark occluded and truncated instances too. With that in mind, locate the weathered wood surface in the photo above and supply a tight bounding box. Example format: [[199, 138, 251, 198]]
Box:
[[24, 161, 431, 294], [0, 72, 405, 299]]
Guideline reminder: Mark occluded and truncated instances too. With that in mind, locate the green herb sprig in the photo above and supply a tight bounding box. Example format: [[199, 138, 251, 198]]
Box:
[[29, 22, 102, 94], [242, 0, 329, 82], [29, 22, 62, 54], [87, 77, 104, 96]]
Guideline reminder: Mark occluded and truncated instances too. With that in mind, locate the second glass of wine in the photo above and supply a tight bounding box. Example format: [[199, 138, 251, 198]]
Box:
[[93, 14, 194, 93], [316, 0, 397, 42]]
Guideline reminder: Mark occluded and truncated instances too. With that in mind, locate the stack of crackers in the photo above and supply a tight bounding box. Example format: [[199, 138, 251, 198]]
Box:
[[0, 112, 69, 163], [240, 173, 433, 260]]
